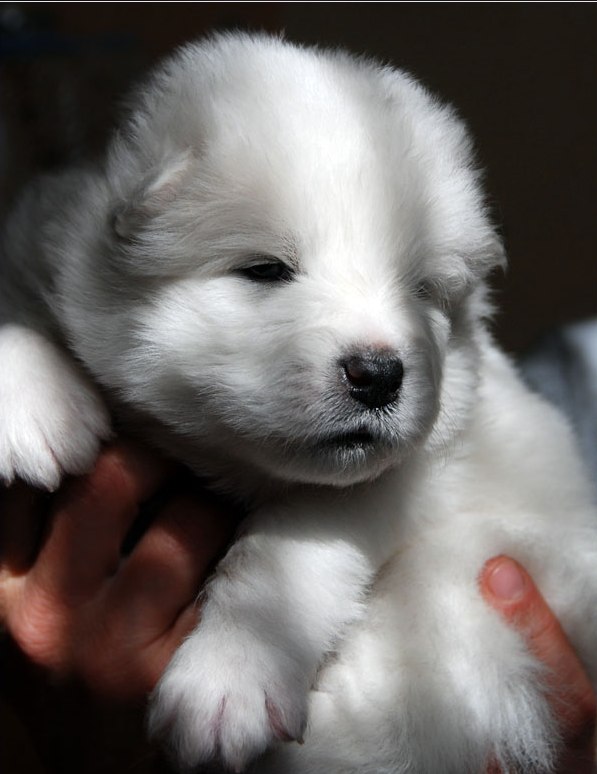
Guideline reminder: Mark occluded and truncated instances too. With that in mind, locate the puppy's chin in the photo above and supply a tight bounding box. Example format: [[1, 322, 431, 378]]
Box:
[[260, 437, 404, 488]]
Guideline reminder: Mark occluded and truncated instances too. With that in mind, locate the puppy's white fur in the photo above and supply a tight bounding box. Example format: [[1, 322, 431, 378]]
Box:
[[1, 34, 595, 773]]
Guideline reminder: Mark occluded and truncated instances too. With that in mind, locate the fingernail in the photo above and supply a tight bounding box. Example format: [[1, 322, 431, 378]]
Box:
[[485, 557, 526, 601]]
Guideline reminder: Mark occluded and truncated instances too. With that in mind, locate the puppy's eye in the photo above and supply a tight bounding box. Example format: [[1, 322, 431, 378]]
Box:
[[414, 281, 433, 301], [239, 259, 294, 283]]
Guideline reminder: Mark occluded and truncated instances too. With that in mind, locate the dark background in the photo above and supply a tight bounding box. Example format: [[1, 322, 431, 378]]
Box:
[[1, 2, 596, 354], [0, 4, 595, 774]]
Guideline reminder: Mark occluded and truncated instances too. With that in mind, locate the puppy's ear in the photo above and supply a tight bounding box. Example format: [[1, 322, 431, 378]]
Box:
[[466, 227, 507, 281], [111, 149, 194, 240], [426, 225, 506, 313]]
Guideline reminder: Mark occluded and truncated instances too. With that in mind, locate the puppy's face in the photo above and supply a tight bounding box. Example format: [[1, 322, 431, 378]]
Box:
[[88, 41, 504, 488], [130, 210, 444, 487]]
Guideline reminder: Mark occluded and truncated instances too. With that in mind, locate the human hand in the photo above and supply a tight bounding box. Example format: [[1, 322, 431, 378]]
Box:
[[480, 556, 596, 774], [2, 463, 594, 773], [0, 441, 239, 701]]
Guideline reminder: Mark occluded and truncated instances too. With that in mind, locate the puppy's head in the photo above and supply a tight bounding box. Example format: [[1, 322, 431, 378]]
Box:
[[81, 34, 505, 489]]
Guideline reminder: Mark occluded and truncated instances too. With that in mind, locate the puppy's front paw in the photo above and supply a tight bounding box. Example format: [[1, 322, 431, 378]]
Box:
[[149, 622, 309, 772], [0, 324, 111, 490]]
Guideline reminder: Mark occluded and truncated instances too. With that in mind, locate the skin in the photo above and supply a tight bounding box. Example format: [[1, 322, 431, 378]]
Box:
[[480, 557, 596, 773], [0, 443, 595, 772]]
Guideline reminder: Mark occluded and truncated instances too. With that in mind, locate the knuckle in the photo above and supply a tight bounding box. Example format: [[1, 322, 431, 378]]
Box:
[[65, 447, 139, 515], [93, 449, 138, 505]]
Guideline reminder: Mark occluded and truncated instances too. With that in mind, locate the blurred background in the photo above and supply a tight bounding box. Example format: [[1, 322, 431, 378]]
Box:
[[0, 4, 595, 773]]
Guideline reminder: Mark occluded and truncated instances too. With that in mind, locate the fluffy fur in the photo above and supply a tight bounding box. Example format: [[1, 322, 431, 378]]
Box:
[[0, 33, 595, 773]]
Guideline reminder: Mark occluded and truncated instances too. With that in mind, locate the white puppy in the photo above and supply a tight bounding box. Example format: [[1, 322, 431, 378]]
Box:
[[0, 33, 595, 774]]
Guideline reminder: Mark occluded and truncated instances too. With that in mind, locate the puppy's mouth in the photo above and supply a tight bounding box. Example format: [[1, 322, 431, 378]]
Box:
[[318, 430, 377, 450], [275, 425, 402, 485]]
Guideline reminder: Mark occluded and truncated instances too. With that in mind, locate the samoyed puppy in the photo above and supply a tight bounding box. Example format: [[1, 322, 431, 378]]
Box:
[[0, 33, 595, 774]]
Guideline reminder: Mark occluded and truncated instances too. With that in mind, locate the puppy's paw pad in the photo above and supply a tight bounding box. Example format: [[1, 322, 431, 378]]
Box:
[[0, 325, 111, 489]]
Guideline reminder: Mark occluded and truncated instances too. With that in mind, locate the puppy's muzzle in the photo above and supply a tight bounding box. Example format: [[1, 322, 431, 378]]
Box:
[[340, 350, 404, 409]]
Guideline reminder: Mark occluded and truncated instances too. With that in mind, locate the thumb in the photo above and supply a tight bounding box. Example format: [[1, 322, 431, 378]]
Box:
[[480, 556, 596, 769]]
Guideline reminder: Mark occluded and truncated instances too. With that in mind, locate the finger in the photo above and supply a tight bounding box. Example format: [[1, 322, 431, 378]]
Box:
[[0, 481, 48, 575], [30, 441, 174, 606], [74, 492, 236, 699], [104, 490, 237, 643], [75, 602, 201, 702], [480, 556, 596, 759], [143, 604, 200, 694]]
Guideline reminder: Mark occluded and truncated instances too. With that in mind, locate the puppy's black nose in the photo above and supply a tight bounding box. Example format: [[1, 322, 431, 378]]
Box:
[[341, 351, 404, 409]]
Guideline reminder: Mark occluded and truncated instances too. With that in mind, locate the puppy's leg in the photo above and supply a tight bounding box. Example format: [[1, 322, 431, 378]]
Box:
[[149, 494, 387, 772], [0, 323, 111, 490]]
